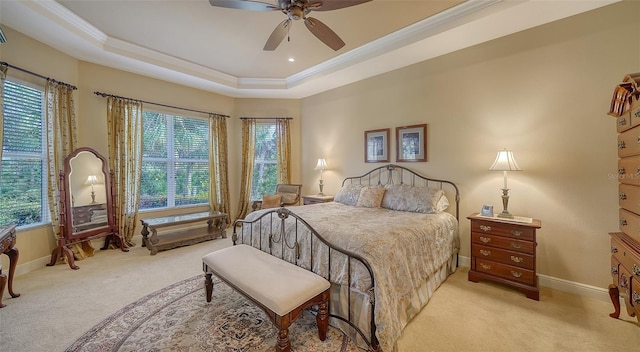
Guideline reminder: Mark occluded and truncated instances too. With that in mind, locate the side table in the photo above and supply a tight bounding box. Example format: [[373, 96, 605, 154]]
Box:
[[467, 213, 542, 300], [302, 195, 334, 205], [0, 224, 19, 308]]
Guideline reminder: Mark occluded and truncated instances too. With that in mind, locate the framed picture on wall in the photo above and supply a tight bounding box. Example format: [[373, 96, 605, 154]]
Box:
[[364, 128, 390, 163], [396, 124, 427, 162]]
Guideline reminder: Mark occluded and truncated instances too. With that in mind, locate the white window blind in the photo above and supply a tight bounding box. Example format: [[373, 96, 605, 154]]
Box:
[[0, 79, 50, 227], [140, 111, 209, 210]]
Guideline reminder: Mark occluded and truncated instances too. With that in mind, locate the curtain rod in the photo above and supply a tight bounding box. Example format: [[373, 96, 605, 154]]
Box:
[[94, 91, 230, 118], [240, 117, 292, 120], [0, 61, 77, 90]]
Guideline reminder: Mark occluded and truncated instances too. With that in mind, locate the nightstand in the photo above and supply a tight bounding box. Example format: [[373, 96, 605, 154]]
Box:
[[302, 195, 334, 205], [467, 213, 542, 300]]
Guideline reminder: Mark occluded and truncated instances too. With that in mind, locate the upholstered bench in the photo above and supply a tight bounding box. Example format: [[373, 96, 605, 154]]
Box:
[[202, 244, 330, 352]]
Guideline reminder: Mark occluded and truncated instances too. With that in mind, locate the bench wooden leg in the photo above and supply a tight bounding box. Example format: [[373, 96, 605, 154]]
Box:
[[205, 272, 213, 302], [316, 291, 329, 341], [276, 323, 291, 352]]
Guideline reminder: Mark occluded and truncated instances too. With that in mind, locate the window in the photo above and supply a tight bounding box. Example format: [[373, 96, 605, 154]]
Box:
[[140, 111, 209, 210], [0, 79, 49, 227], [251, 123, 278, 200]]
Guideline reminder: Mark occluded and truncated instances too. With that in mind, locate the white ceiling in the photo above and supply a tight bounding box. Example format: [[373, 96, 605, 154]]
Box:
[[0, 0, 619, 99]]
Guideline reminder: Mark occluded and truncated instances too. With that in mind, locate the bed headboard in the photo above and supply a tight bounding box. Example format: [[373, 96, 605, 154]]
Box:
[[341, 164, 460, 220]]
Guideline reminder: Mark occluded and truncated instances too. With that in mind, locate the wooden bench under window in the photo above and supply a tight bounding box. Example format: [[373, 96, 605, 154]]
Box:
[[140, 211, 227, 255]]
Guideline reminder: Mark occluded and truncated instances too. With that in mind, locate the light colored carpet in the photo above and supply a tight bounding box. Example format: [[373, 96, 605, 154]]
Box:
[[2, 235, 640, 351], [65, 275, 357, 352]]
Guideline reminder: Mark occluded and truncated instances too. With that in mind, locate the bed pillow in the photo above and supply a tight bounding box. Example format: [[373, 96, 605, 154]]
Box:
[[356, 186, 386, 208], [261, 194, 282, 209], [333, 184, 365, 206], [381, 184, 448, 213]]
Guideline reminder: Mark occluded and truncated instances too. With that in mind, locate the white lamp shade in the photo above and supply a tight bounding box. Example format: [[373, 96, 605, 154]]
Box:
[[85, 175, 98, 185], [314, 158, 328, 171], [489, 149, 522, 171]]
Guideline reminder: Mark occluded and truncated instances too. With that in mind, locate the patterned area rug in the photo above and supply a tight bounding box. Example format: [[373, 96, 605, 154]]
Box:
[[66, 275, 361, 352]]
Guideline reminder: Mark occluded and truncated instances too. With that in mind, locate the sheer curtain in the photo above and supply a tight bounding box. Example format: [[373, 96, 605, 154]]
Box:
[[235, 118, 256, 221], [276, 118, 291, 183], [209, 114, 230, 225], [106, 97, 143, 245], [44, 81, 78, 250]]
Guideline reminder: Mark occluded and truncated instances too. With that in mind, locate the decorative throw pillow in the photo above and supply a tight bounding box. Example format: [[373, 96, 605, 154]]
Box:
[[261, 194, 282, 209], [381, 184, 447, 213], [355, 186, 386, 208], [334, 184, 365, 206]]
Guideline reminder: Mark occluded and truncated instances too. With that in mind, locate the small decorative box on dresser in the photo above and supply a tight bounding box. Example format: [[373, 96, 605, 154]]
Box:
[[302, 195, 334, 205], [607, 72, 640, 321], [467, 214, 542, 300]]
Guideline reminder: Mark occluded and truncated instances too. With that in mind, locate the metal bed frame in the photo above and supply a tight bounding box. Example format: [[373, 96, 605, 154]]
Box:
[[232, 164, 460, 351]]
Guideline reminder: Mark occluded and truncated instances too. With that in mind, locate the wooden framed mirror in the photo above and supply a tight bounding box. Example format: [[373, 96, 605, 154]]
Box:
[[47, 147, 128, 270]]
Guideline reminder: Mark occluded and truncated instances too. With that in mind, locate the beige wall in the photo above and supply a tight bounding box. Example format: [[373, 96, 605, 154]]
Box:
[[300, 1, 640, 289]]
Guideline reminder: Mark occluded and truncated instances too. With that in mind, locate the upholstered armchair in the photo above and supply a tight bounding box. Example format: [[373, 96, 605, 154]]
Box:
[[252, 184, 302, 211]]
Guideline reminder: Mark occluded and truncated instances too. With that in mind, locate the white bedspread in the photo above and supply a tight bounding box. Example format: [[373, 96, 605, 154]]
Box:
[[242, 202, 459, 352]]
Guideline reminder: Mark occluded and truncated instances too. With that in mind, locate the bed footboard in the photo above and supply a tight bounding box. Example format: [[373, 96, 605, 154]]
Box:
[[233, 207, 380, 351]]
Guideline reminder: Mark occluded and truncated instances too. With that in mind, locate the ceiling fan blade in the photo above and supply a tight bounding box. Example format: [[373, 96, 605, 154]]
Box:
[[264, 19, 291, 51], [208, 0, 276, 11], [310, 0, 372, 12], [304, 17, 345, 51]]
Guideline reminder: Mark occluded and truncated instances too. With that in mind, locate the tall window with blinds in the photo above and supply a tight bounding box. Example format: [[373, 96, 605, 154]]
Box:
[[0, 79, 50, 227], [251, 123, 278, 200], [140, 111, 209, 210]]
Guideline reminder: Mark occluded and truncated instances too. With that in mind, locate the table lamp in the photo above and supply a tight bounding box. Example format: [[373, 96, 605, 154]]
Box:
[[489, 149, 521, 219], [86, 175, 98, 204], [314, 158, 328, 196]]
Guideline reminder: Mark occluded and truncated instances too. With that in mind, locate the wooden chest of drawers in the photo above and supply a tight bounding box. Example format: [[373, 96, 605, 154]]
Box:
[[608, 74, 640, 321], [468, 214, 542, 300]]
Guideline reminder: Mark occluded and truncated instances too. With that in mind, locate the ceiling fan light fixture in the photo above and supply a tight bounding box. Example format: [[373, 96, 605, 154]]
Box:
[[289, 6, 304, 20], [210, 0, 372, 51]]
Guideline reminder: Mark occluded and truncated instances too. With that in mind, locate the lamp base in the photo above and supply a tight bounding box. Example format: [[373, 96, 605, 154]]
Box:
[[497, 210, 514, 219], [318, 179, 324, 197], [498, 188, 513, 219]]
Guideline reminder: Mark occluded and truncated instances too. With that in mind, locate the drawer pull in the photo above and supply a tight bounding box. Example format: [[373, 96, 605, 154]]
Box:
[[611, 245, 618, 253], [620, 192, 627, 200], [619, 140, 626, 149], [634, 291, 640, 304], [480, 236, 491, 243], [510, 230, 522, 237], [620, 218, 628, 226], [480, 225, 491, 232], [510, 271, 523, 278], [479, 249, 491, 256], [480, 263, 491, 270], [619, 118, 628, 126], [510, 256, 523, 263], [510, 242, 522, 249], [633, 264, 640, 276], [619, 167, 626, 175], [612, 266, 619, 275]]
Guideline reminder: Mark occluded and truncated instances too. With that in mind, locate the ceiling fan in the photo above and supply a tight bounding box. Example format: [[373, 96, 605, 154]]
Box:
[[209, 0, 371, 51]]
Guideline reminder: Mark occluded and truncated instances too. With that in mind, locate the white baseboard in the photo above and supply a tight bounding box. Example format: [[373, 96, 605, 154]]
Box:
[[458, 255, 611, 302], [14, 256, 53, 277]]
